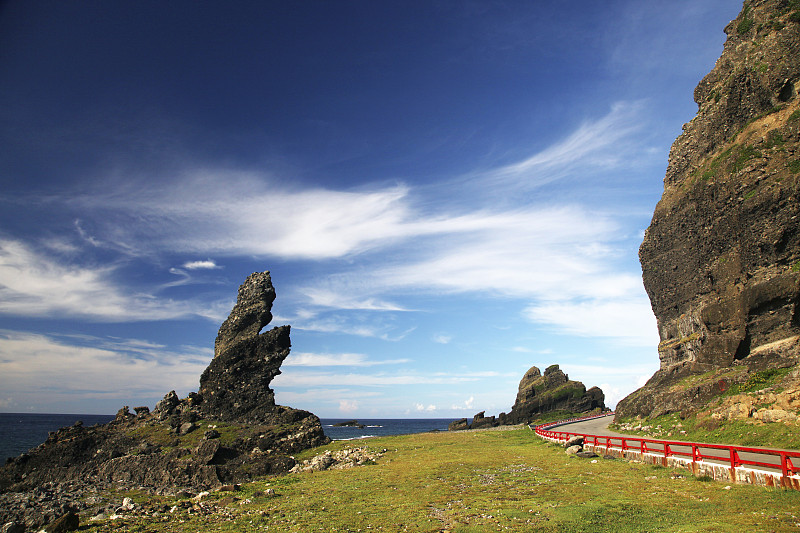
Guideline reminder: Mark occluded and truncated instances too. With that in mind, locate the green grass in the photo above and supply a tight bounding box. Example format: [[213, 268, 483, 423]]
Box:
[[737, 6, 754, 34], [81, 428, 800, 532], [723, 367, 793, 396]]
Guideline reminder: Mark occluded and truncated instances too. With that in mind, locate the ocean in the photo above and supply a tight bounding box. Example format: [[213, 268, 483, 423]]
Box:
[[320, 418, 459, 441], [0, 413, 115, 462], [0, 414, 459, 461]]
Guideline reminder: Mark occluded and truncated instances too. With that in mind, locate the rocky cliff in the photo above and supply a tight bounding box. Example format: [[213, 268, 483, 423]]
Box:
[[0, 272, 329, 529], [502, 365, 606, 424], [449, 364, 605, 430], [617, 0, 800, 420]]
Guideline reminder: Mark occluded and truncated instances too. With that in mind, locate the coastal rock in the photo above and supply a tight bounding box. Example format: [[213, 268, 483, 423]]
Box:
[[153, 391, 180, 417], [449, 364, 605, 430], [470, 411, 496, 429], [332, 420, 365, 428], [448, 418, 469, 431], [0, 272, 329, 528], [198, 272, 290, 423], [503, 365, 605, 424], [617, 0, 800, 419]]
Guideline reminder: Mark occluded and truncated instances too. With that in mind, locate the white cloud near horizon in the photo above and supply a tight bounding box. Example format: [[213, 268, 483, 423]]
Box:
[[272, 371, 484, 388], [284, 352, 411, 367], [0, 330, 211, 409]]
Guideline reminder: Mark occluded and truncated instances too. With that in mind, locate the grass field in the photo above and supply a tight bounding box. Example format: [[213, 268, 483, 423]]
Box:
[[84, 427, 800, 532]]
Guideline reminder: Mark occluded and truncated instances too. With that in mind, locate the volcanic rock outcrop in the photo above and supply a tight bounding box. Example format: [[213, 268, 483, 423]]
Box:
[[449, 364, 606, 430], [617, 0, 800, 419], [199, 271, 294, 424], [0, 271, 329, 529], [501, 365, 606, 424]]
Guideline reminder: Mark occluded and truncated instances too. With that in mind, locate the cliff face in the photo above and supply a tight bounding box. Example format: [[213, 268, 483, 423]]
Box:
[[617, 0, 800, 419]]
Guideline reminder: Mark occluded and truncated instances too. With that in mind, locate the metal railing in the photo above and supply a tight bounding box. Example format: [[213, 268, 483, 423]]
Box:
[[534, 412, 800, 490]]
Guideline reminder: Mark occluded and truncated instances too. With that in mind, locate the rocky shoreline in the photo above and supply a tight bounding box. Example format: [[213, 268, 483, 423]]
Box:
[[0, 272, 329, 531]]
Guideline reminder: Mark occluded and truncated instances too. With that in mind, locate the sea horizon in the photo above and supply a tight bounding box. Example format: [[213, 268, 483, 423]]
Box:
[[0, 413, 464, 461]]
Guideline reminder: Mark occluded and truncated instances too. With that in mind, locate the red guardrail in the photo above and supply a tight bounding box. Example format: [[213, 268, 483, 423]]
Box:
[[534, 412, 800, 490]]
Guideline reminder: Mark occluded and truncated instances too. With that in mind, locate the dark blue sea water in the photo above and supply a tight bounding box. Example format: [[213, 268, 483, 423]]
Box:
[[0, 414, 459, 461], [321, 418, 459, 441], [0, 413, 114, 462]]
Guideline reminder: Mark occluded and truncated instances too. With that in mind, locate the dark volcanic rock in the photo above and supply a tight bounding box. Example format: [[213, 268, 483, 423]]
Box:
[[0, 271, 330, 528], [450, 364, 605, 430], [503, 365, 605, 424], [332, 420, 365, 428], [470, 411, 496, 429], [448, 418, 469, 431], [617, 0, 800, 419], [198, 271, 289, 423]]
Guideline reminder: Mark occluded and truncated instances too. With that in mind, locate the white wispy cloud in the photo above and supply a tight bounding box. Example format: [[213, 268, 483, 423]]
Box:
[[183, 259, 221, 270], [523, 297, 658, 346], [339, 400, 359, 413], [451, 395, 475, 411], [0, 239, 222, 322], [3, 101, 654, 350], [468, 101, 646, 189], [432, 334, 452, 344], [284, 352, 411, 367], [0, 330, 211, 408]]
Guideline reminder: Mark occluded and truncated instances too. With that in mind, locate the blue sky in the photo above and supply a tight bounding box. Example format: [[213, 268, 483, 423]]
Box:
[[0, 1, 741, 417]]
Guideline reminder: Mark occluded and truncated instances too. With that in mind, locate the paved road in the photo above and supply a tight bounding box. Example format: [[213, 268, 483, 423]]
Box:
[[556, 414, 789, 474]]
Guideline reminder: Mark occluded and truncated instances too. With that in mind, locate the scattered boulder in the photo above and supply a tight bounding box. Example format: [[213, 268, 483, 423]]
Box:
[[291, 447, 385, 473], [564, 436, 584, 448], [565, 445, 582, 455], [179, 422, 198, 436]]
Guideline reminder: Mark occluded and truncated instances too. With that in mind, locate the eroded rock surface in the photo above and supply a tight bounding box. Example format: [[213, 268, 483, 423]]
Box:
[[617, 0, 800, 419], [0, 272, 329, 529], [451, 364, 605, 430], [501, 365, 605, 425], [199, 272, 296, 424]]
